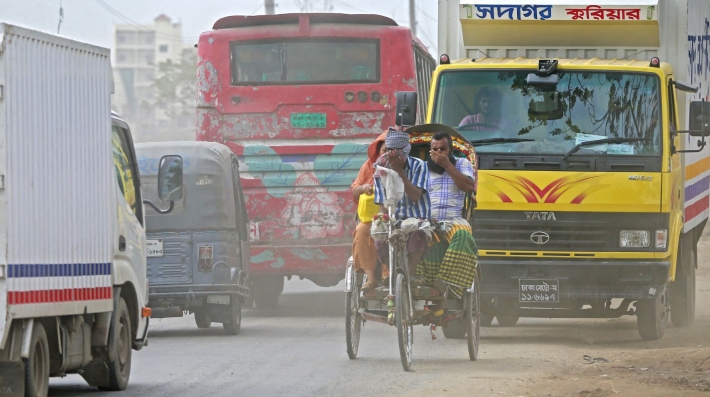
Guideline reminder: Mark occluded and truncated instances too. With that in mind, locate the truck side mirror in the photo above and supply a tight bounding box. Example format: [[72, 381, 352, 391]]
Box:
[[395, 91, 417, 127], [688, 101, 710, 137], [158, 155, 184, 202]]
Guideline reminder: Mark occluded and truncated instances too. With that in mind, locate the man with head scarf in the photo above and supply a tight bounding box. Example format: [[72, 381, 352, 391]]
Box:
[[373, 126, 431, 282]]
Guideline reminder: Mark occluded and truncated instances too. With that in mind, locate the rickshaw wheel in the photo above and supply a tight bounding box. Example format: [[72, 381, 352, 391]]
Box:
[[345, 272, 362, 359], [466, 275, 481, 361], [222, 297, 242, 335], [396, 272, 413, 371]]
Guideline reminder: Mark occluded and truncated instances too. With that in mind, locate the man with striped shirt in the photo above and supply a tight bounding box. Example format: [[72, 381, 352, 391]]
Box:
[[373, 127, 431, 282]]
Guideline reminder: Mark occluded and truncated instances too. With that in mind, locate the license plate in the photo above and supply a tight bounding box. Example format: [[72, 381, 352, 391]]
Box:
[[519, 279, 559, 303], [207, 295, 230, 305], [290, 112, 326, 128], [146, 239, 163, 257]]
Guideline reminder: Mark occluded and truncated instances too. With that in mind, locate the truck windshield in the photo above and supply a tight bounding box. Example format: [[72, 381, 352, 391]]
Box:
[[432, 70, 662, 156]]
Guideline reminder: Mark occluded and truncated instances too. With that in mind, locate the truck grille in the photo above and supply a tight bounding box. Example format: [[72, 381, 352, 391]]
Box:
[[472, 211, 668, 252]]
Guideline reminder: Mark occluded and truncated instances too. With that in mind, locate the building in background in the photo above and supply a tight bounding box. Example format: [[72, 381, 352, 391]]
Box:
[[112, 14, 195, 142]]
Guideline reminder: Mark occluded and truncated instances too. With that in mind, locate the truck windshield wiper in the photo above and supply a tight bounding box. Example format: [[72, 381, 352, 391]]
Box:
[[562, 137, 652, 161], [469, 138, 534, 146]]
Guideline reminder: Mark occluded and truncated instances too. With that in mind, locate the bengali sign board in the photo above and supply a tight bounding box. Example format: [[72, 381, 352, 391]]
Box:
[[460, 4, 658, 21]]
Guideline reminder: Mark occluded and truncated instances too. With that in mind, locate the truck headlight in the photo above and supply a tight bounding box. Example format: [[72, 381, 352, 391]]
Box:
[[619, 230, 650, 248], [655, 229, 668, 249]]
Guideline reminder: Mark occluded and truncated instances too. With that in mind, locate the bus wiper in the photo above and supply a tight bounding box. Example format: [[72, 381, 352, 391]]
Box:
[[562, 138, 652, 161], [469, 138, 534, 146]]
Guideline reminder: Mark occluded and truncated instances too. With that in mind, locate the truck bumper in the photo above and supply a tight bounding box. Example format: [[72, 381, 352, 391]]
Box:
[[479, 258, 670, 302], [149, 283, 249, 301]]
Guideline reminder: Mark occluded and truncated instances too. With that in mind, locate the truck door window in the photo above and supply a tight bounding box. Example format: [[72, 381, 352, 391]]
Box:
[[112, 125, 141, 219], [668, 80, 678, 131]]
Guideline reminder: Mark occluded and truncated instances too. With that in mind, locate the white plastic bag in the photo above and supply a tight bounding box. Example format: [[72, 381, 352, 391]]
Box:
[[374, 165, 405, 209]]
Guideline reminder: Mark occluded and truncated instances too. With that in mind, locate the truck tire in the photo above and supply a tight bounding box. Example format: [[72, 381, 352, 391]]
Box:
[[671, 246, 696, 327], [496, 315, 519, 327], [637, 287, 668, 340], [194, 307, 212, 329], [102, 297, 132, 391], [481, 313, 494, 327], [442, 299, 467, 339], [24, 321, 49, 397], [253, 276, 284, 309]]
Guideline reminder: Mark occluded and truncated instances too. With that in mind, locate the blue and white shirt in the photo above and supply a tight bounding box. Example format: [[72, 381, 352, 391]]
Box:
[[428, 157, 474, 221], [374, 156, 430, 220]]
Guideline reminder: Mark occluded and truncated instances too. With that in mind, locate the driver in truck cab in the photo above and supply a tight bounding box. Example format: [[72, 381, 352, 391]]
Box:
[[459, 86, 502, 131]]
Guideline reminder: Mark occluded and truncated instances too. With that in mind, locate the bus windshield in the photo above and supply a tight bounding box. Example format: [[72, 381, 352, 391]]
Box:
[[432, 70, 662, 156], [230, 39, 379, 85]]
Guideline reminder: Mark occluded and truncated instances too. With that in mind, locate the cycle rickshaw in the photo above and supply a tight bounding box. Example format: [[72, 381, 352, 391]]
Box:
[[344, 123, 481, 371]]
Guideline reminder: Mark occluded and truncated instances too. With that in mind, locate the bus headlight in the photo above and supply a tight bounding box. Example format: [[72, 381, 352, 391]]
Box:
[[655, 229, 668, 249], [619, 230, 650, 248]]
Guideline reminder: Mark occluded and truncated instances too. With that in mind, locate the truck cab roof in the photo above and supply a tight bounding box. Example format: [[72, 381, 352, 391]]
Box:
[[442, 56, 673, 75]]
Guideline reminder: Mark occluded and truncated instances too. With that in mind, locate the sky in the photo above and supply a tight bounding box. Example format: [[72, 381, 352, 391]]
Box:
[[1, 0, 440, 54]]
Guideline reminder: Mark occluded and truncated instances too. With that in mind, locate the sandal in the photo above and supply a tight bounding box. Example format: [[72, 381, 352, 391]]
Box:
[[361, 280, 378, 290]]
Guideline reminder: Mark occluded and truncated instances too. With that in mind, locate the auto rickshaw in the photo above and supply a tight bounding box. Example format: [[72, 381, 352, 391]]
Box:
[[344, 121, 481, 371], [136, 142, 250, 335]]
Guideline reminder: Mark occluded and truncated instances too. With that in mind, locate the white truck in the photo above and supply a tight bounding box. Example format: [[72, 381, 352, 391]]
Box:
[[0, 24, 183, 395], [435, 0, 710, 339]]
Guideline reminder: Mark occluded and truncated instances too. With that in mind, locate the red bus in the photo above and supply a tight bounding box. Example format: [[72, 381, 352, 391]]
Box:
[[196, 13, 435, 307]]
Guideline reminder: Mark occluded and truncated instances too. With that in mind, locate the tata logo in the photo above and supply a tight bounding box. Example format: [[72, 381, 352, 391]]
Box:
[[628, 175, 652, 181], [525, 212, 556, 221], [530, 231, 550, 245]]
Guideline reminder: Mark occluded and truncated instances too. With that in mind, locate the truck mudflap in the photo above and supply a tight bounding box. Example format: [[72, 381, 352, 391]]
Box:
[[479, 259, 670, 302], [133, 317, 149, 351], [0, 362, 25, 396]]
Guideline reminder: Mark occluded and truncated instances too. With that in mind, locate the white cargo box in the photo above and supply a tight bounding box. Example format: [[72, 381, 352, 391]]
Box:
[[0, 24, 115, 331]]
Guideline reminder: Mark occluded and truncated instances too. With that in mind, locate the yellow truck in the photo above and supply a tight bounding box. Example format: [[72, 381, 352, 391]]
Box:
[[434, 0, 710, 339]]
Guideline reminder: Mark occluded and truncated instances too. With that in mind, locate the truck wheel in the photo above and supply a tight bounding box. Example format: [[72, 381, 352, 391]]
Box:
[[671, 246, 696, 327], [102, 297, 132, 391], [253, 276, 284, 309], [222, 297, 242, 335], [442, 299, 467, 339], [637, 287, 668, 341], [496, 315, 519, 327], [194, 307, 212, 329], [24, 321, 49, 397], [481, 313, 494, 327]]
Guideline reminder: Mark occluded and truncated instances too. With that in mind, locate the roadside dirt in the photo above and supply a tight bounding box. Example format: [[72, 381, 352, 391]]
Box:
[[517, 232, 710, 397]]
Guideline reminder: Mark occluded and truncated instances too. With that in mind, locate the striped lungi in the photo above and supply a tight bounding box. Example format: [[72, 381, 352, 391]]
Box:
[[416, 218, 478, 299]]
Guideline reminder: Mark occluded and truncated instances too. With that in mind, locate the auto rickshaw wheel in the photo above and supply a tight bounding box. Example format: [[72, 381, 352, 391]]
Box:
[[222, 296, 242, 335]]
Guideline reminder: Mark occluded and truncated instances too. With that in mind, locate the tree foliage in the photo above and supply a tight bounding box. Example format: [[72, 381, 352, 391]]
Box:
[[151, 48, 197, 121]]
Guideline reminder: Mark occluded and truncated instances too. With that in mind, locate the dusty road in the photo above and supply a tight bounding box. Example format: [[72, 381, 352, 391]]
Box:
[[49, 234, 710, 396]]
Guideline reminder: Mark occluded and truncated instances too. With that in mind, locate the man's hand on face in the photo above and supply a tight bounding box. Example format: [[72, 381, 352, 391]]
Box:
[[388, 149, 406, 174], [430, 138, 453, 171], [430, 148, 450, 168]]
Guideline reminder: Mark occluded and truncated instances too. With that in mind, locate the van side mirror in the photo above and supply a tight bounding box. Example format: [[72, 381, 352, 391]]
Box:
[[395, 91, 417, 127], [688, 101, 710, 137], [158, 155, 184, 201]]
